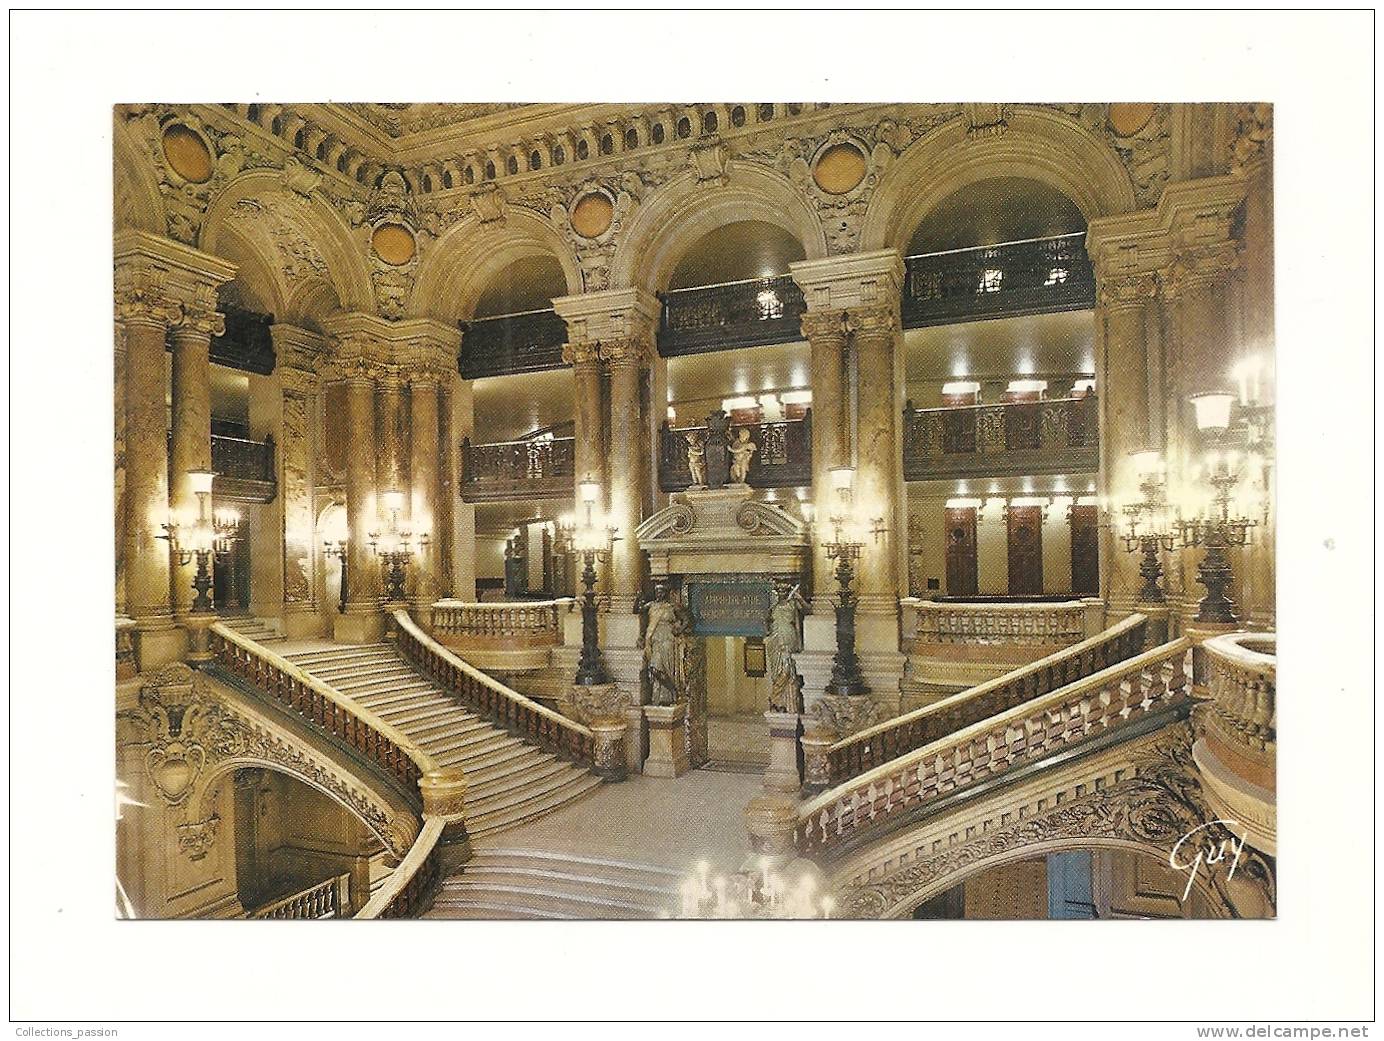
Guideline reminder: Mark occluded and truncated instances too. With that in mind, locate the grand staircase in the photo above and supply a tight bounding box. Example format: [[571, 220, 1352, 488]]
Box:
[[219, 614, 286, 645], [425, 848, 681, 920], [283, 643, 602, 838]]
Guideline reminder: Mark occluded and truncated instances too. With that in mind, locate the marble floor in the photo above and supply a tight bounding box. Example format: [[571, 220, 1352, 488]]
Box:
[[706, 713, 771, 768], [478, 767, 763, 870]]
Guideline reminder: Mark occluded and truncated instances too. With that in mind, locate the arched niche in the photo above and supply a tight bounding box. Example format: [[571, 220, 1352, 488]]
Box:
[[861, 108, 1137, 253], [665, 220, 807, 290], [611, 164, 827, 292], [473, 253, 569, 317], [906, 177, 1087, 255]]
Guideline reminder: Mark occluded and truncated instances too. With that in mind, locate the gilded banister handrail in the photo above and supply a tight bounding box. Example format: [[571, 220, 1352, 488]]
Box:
[[356, 816, 446, 919], [209, 622, 440, 792], [390, 609, 597, 765], [1203, 631, 1276, 752], [819, 613, 1148, 786], [250, 873, 351, 919], [796, 637, 1192, 855]]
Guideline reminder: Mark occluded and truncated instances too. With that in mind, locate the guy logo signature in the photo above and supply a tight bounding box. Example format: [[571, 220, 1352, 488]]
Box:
[[1169, 820, 1246, 902]]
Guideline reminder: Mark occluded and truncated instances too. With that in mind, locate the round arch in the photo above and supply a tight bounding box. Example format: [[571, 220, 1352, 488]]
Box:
[[201, 169, 374, 313], [192, 756, 417, 858], [868, 836, 1231, 920], [610, 162, 828, 292], [861, 108, 1138, 254], [409, 210, 582, 322], [113, 118, 166, 235], [211, 224, 288, 318]]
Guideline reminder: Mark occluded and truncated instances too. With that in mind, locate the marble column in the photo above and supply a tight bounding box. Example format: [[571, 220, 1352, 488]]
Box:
[[602, 337, 648, 614], [168, 294, 222, 618], [272, 325, 324, 638], [800, 309, 850, 610], [566, 341, 606, 510], [409, 372, 441, 606], [441, 371, 476, 600], [114, 286, 182, 667], [1095, 274, 1159, 617], [339, 372, 382, 638], [115, 323, 128, 618], [375, 370, 405, 497], [848, 304, 906, 613]]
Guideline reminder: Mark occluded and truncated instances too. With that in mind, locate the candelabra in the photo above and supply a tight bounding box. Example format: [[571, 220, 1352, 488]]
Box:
[[1177, 393, 1258, 624], [1119, 450, 1176, 603], [570, 477, 620, 686], [159, 468, 239, 614], [368, 489, 428, 603], [821, 465, 885, 697]]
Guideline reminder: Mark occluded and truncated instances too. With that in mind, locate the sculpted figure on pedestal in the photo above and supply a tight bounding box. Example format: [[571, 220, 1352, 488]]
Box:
[[728, 428, 757, 484], [644, 582, 691, 706], [685, 429, 707, 487], [766, 582, 806, 713]]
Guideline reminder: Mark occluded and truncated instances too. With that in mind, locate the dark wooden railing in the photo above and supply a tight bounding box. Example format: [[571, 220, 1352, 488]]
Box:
[[208, 625, 426, 795], [658, 274, 806, 356], [212, 433, 275, 483], [389, 610, 597, 766], [461, 435, 575, 502], [460, 308, 568, 379], [814, 614, 1148, 788], [903, 394, 1097, 480], [901, 233, 1095, 328], [658, 412, 812, 491]]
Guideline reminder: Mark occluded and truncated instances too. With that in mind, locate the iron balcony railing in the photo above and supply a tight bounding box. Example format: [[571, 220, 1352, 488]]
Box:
[[658, 412, 812, 491], [211, 433, 275, 483], [657, 274, 807, 356], [901, 232, 1094, 327], [461, 435, 576, 502], [902, 394, 1097, 480], [460, 307, 568, 379]]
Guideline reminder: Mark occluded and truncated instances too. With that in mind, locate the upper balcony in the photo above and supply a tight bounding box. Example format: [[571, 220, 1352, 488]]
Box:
[[903, 393, 1097, 481], [167, 432, 276, 502], [658, 412, 812, 492], [461, 434, 575, 502], [457, 234, 1096, 377]]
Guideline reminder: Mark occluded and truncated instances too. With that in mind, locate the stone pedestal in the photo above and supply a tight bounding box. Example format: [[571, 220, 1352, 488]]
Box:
[[183, 613, 217, 663], [763, 711, 803, 794], [134, 619, 186, 672], [744, 794, 799, 866], [643, 703, 690, 778], [800, 726, 835, 794], [1185, 620, 1239, 698], [561, 681, 640, 776], [1138, 602, 1172, 648], [807, 693, 879, 740], [591, 718, 630, 781]]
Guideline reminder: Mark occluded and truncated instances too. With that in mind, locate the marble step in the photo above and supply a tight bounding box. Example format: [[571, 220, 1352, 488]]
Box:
[[285, 644, 391, 666], [429, 880, 660, 919], [473, 848, 683, 888], [466, 772, 602, 837], [424, 900, 574, 921], [452, 865, 678, 907], [464, 756, 574, 802]]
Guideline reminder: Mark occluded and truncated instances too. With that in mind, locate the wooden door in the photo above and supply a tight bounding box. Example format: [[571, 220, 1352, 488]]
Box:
[[1069, 504, 1100, 596], [1007, 505, 1044, 595], [944, 507, 979, 596]]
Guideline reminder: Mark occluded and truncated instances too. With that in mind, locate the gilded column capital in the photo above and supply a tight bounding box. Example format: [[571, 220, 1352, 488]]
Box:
[[845, 303, 902, 340], [798, 308, 850, 345], [113, 229, 236, 329], [1161, 241, 1241, 299], [114, 271, 184, 328], [172, 283, 226, 340], [562, 340, 602, 367], [271, 323, 327, 388], [598, 335, 652, 369], [1231, 102, 1273, 176], [1096, 272, 1160, 310]]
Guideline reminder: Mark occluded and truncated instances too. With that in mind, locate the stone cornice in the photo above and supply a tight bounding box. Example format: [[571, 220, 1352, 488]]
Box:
[[1086, 174, 1246, 280], [113, 230, 238, 300], [552, 286, 660, 347], [790, 249, 905, 312]]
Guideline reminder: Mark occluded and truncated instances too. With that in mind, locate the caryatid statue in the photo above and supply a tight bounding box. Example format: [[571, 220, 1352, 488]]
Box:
[[644, 582, 689, 706], [765, 581, 807, 713]]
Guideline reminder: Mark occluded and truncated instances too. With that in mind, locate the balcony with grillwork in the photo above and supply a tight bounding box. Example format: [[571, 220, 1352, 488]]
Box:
[[903, 394, 1097, 481], [658, 412, 812, 492], [167, 433, 276, 502], [461, 435, 575, 503]]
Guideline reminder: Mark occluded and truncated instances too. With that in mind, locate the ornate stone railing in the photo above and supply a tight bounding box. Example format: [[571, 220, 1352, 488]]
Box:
[[209, 622, 438, 794], [658, 273, 807, 355], [460, 307, 568, 379], [461, 435, 575, 502], [1202, 632, 1276, 754], [903, 394, 1097, 480], [430, 598, 568, 642], [815, 614, 1148, 787], [901, 233, 1095, 328], [390, 609, 598, 766], [356, 817, 445, 919], [658, 412, 812, 491], [904, 597, 1100, 647], [249, 873, 351, 920], [796, 636, 1190, 857]]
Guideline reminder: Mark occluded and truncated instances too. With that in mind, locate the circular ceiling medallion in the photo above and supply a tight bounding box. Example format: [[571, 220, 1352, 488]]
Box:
[[812, 142, 868, 195], [570, 192, 615, 239], [1108, 103, 1156, 137], [372, 223, 417, 266], [161, 124, 213, 184]]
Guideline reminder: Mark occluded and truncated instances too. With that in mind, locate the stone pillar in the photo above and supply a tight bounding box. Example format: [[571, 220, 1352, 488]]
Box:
[[115, 323, 128, 618], [799, 309, 850, 610], [114, 231, 235, 669], [849, 304, 906, 613], [339, 372, 381, 640], [375, 370, 405, 497], [602, 338, 649, 614], [1094, 273, 1159, 616], [565, 341, 605, 511], [272, 325, 324, 638], [442, 372, 476, 600], [763, 710, 803, 794], [409, 372, 441, 606]]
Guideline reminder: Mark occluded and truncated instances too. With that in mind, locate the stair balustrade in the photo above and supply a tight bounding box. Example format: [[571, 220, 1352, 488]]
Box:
[[796, 636, 1191, 857], [904, 597, 1097, 647], [429, 599, 568, 642], [816, 613, 1148, 787], [209, 623, 440, 794], [249, 873, 351, 919], [390, 610, 598, 767], [357, 817, 446, 919], [1202, 632, 1276, 754]]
